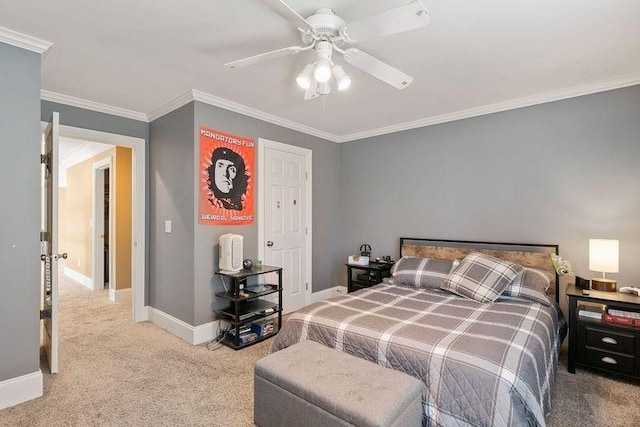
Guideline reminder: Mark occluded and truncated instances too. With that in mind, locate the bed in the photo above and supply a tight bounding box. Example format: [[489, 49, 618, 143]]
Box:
[[270, 238, 567, 427]]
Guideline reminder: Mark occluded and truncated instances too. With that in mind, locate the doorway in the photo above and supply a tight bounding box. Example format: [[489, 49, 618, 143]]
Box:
[[91, 156, 113, 294], [257, 138, 312, 314], [43, 122, 147, 323]]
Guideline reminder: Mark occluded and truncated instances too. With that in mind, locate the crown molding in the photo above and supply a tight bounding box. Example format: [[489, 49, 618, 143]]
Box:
[[41, 90, 148, 122], [40, 71, 640, 144], [0, 26, 52, 54], [337, 72, 640, 143], [146, 90, 194, 122], [191, 89, 339, 142], [146, 89, 340, 142]]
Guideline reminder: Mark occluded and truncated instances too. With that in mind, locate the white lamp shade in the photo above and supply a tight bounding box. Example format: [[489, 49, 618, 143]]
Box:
[[296, 64, 314, 89], [314, 58, 332, 83], [589, 239, 619, 273], [332, 65, 351, 90]]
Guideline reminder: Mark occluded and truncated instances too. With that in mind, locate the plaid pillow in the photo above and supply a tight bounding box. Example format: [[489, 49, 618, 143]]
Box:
[[499, 268, 551, 306], [391, 256, 455, 289], [441, 252, 523, 303]]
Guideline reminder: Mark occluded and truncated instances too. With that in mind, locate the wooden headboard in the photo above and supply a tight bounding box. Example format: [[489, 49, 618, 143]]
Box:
[[400, 238, 560, 303]]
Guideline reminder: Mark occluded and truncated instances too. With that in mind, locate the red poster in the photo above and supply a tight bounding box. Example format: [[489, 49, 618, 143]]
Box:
[[198, 127, 254, 225]]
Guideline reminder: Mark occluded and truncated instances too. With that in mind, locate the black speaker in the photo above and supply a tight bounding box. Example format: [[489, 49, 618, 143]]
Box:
[[575, 276, 590, 289]]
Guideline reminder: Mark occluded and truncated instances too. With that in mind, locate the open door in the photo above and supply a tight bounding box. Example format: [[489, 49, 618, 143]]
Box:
[[42, 112, 63, 374]]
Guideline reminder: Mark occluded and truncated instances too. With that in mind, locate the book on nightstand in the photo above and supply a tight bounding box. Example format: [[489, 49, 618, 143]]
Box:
[[603, 314, 636, 326], [578, 303, 606, 320], [608, 309, 640, 319]]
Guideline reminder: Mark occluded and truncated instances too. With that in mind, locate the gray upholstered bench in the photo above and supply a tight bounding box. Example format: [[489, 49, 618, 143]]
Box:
[[254, 340, 423, 427]]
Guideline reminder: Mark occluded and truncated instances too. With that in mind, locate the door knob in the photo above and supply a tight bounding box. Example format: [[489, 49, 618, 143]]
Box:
[[266, 241, 274, 247]]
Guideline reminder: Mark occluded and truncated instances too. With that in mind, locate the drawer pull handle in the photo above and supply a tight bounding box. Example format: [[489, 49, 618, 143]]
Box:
[[601, 356, 617, 365], [601, 337, 618, 345]]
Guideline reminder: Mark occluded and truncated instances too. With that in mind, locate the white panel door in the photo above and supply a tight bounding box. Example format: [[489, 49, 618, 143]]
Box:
[[264, 147, 308, 313], [42, 112, 62, 374]]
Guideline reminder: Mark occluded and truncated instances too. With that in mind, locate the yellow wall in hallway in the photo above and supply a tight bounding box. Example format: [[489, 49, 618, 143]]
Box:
[[59, 146, 132, 290]]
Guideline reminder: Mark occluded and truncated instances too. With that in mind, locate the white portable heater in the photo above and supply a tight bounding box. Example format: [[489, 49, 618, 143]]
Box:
[[219, 233, 243, 272]]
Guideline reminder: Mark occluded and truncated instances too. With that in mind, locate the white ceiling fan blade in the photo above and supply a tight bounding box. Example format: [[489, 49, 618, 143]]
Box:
[[342, 1, 430, 43], [304, 80, 319, 101], [343, 48, 413, 89], [223, 46, 303, 70], [262, 0, 314, 32]]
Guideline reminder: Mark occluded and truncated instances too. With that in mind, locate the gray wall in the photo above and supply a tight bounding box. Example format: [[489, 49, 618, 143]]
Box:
[[148, 101, 341, 326], [339, 85, 640, 295], [0, 43, 42, 381], [192, 102, 341, 325], [149, 103, 196, 324]]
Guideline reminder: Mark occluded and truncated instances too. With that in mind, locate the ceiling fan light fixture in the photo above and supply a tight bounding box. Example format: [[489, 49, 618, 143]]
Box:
[[332, 65, 351, 90], [314, 58, 332, 83], [296, 64, 314, 89]]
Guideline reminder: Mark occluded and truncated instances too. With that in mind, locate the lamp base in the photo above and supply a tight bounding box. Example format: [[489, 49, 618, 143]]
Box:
[[591, 278, 617, 292]]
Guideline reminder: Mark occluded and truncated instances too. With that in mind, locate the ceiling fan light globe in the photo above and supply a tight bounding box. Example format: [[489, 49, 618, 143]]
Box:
[[296, 64, 314, 89], [332, 65, 351, 90], [314, 59, 332, 83], [296, 74, 311, 89], [337, 75, 351, 90]]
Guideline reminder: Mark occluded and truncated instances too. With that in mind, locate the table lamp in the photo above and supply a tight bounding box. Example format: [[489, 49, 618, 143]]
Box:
[[589, 239, 619, 292]]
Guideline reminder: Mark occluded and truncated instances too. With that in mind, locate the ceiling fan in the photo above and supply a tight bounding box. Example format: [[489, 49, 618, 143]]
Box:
[[223, 0, 430, 100]]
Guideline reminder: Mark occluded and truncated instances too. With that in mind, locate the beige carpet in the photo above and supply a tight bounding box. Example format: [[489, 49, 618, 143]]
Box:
[[1, 276, 639, 427]]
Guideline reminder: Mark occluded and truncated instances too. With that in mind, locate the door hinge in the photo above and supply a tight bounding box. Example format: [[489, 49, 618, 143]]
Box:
[[305, 171, 308, 180], [306, 283, 308, 291], [305, 227, 307, 235], [40, 153, 50, 166], [40, 231, 48, 242]]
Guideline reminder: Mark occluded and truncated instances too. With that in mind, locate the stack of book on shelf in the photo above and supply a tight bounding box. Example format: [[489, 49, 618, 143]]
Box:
[[251, 319, 275, 337], [578, 303, 606, 320], [604, 308, 640, 327]]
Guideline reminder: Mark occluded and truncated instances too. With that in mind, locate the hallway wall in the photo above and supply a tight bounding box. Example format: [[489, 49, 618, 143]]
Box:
[[59, 147, 132, 290]]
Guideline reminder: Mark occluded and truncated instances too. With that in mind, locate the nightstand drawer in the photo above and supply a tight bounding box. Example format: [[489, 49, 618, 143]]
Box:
[[585, 347, 635, 375], [585, 327, 635, 354]]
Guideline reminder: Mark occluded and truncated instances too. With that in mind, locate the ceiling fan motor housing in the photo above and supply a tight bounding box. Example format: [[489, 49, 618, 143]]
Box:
[[301, 8, 346, 45]]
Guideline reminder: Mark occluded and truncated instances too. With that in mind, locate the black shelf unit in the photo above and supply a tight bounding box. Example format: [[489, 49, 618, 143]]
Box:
[[346, 262, 393, 293], [215, 265, 283, 350]]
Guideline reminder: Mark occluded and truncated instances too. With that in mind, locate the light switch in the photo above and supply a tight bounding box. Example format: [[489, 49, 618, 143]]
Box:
[[164, 220, 172, 234]]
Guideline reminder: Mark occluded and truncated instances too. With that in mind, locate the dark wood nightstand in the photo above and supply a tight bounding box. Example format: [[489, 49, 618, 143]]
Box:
[[566, 284, 640, 380], [346, 262, 393, 293]]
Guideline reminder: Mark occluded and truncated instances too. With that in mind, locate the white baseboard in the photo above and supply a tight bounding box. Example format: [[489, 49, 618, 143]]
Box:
[[109, 288, 131, 303], [0, 370, 43, 410], [147, 307, 216, 345], [309, 285, 347, 304], [65, 267, 93, 289], [193, 322, 218, 345], [135, 305, 150, 323]]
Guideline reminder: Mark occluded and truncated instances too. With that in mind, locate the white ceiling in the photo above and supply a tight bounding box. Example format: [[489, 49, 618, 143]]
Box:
[[59, 137, 112, 168], [2, 0, 640, 141]]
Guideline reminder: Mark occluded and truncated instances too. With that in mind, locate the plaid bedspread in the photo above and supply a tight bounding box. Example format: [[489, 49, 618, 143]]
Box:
[[270, 283, 566, 427]]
